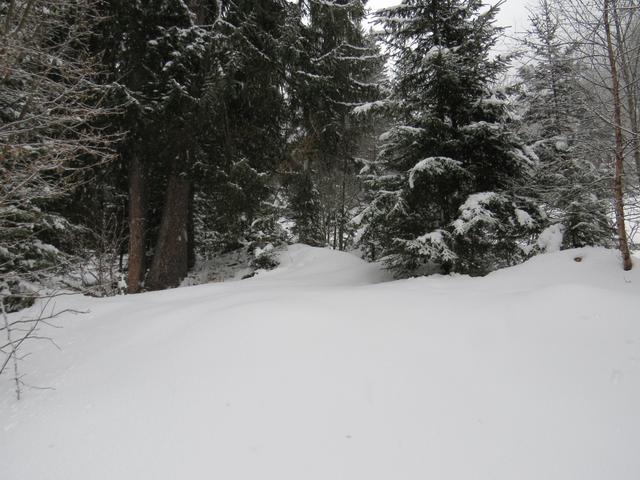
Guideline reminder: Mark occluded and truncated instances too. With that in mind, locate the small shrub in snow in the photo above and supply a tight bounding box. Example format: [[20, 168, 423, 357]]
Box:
[[252, 252, 280, 271], [251, 244, 280, 271], [451, 193, 543, 276]]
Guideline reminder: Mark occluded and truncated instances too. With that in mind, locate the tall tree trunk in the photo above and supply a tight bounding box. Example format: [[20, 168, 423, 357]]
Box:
[[338, 156, 347, 251], [127, 155, 146, 293], [604, 0, 633, 271], [187, 186, 196, 269], [146, 156, 192, 290]]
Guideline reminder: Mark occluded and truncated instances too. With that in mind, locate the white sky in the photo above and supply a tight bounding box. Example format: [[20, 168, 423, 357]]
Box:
[[366, 0, 536, 48]]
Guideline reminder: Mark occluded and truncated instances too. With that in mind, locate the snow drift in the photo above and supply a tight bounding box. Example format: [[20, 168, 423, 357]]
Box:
[[1, 245, 639, 480]]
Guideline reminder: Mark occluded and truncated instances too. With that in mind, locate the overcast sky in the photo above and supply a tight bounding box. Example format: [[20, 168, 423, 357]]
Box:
[[366, 0, 536, 46]]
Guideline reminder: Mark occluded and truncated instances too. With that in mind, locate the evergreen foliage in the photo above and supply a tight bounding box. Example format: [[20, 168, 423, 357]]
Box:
[[284, 0, 384, 249], [360, 0, 543, 276], [287, 171, 324, 246], [516, 0, 612, 250], [0, 0, 626, 305], [195, 0, 288, 252]]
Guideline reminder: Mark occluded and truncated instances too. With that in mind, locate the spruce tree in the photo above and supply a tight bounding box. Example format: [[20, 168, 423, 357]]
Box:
[[194, 0, 289, 253], [517, 0, 612, 250], [284, 0, 384, 247], [361, 0, 543, 276], [98, 0, 218, 291]]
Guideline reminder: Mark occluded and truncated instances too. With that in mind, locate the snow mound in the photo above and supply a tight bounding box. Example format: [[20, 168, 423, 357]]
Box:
[[485, 246, 638, 291], [267, 243, 391, 287], [1, 245, 639, 480], [392, 247, 639, 295]]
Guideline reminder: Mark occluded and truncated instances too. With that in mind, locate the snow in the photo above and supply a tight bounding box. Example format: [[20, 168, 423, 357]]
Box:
[[555, 139, 570, 152], [352, 100, 387, 115], [180, 248, 255, 285], [2, 244, 640, 480], [537, 223, 565, 252], [453, 192, 499, 234], [478, 94, 507, 107], [522, 144, 539, 162], [460, 191, 497, 212], [416, 229, 445, 245], [461, 120, 501, 132], [254, 242, 274, 258], [424, 45, 453, 59], [378, 125, 424, 142], [408, 229, 457, 263], [32, 239, 60, 255], [514, 208, 534, 227], [408, 156, 463, 188]]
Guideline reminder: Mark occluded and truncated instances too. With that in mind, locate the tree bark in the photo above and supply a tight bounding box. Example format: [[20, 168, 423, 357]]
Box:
[[127, 155, 147, 293], [604, 0, 633, 271], [187, 186, 196, 270], [146, 156, 191, 290], [338, 155, 347, 251]]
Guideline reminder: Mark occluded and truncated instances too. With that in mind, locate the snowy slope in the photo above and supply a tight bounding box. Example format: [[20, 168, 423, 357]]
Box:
[[1, 245, 639, 480]]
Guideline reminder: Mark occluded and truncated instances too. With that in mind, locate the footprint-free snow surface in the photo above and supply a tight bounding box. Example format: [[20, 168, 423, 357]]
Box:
[[2, 245, 640, 479]]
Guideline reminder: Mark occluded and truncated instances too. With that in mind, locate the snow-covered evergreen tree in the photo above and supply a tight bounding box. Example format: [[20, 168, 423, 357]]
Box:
[[361, 0, 543, 276], [284, 0, 384, 247], [194, 0, 289, 253], [98, 0, 220, 290], [517, 0, 612, 250]]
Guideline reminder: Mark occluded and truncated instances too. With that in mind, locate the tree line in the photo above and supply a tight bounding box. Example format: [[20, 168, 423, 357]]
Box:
[[1, 0, 639, 310]]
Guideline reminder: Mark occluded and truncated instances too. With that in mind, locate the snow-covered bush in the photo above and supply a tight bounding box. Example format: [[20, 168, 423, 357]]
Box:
[[451, 193, 543, 275], [251, 244, 280, 271]]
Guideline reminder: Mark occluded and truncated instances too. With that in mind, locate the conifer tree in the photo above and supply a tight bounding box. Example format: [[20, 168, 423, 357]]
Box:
[[194, 0, 289, 253], [285, 0, 383, 247], [99, 0, 218, 291], [517, 0, 612, 250], [361, 0, 543, 276]]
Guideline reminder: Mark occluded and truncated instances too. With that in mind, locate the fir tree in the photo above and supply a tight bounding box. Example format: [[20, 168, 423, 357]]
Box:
[[194, 0, 289, 252], [361, 0, 543, 276], [517, 0, 612, 250], [284, 0, 384, 247], [97, 0, 219, 291]]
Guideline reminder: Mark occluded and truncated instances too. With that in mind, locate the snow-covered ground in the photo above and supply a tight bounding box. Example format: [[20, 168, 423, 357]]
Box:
[[1, 245, 640, 480]]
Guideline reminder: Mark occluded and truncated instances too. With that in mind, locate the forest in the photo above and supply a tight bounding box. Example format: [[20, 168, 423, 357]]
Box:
[[2, 2, 640, 478], [1, 0, 639, 306]]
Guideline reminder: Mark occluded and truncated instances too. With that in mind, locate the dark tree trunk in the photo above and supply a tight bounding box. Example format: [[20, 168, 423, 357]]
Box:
[[187, 185, 196, 269], [127, 155, 146, 293], [338, 156, 347, 251], [146, 157, 192, 290]]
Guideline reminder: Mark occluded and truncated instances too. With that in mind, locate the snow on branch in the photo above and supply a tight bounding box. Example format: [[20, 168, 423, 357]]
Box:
[[408, 157, 464, 188]]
